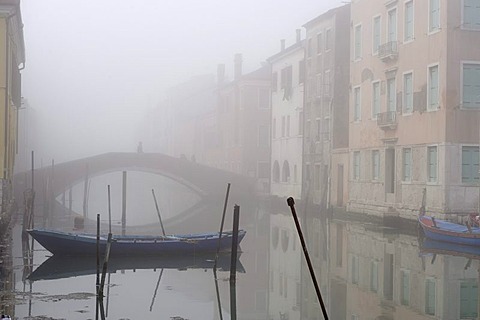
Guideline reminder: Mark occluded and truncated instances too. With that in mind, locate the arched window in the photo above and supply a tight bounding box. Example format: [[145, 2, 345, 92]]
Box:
[[282, 160, 290, 182], [273, 161, 280, 182]]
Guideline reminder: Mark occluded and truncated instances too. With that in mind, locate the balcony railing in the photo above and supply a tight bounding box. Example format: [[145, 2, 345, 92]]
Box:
[[378, 41, 398, 61], [377, 111, 397, 129]]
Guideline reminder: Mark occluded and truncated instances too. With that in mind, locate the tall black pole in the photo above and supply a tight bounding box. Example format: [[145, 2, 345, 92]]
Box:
[[229, 204, 240, 282], [287, 197, 329, 320], [96, 214, 100, 320], [214, 183, 231, 270], [107, 185, 112, 234]]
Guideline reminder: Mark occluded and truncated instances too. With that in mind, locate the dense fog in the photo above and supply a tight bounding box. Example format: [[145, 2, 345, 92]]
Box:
[[20, 0, 343, 165]]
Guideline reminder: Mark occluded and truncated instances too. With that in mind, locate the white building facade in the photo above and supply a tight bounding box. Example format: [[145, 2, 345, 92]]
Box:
[[268, 34, 305, 200]]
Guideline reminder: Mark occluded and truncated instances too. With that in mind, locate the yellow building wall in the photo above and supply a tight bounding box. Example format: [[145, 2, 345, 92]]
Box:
[[0, 17, 20, 181], [0, 18, 7, 180]]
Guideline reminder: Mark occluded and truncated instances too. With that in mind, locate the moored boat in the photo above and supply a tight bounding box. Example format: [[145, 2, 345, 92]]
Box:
[[27, 228, 246, 256], [418, 214, 480, 246]]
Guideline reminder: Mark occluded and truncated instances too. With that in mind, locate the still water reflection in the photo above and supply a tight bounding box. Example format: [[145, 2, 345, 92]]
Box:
[[7, 171, 480, 319]]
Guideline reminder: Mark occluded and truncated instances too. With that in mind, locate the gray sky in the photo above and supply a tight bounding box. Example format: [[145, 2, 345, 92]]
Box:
[[20, 0, 344, 163]]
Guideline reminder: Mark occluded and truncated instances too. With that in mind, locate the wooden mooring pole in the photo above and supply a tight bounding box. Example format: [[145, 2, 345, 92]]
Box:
[[122, 171, 127, 236], [214, 183, 231, 271], [151, 189, 166, 236], [287, 197, 329, 320]]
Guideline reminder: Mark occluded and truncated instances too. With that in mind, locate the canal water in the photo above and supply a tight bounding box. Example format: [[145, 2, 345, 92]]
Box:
[[3, 170, 480, 319]]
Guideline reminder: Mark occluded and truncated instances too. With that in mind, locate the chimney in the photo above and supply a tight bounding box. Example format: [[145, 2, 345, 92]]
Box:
[[234, 53, 242, 80], [217, 64, 225, 85], [280, 39, 286, 51], [296, 29, 301, 43]]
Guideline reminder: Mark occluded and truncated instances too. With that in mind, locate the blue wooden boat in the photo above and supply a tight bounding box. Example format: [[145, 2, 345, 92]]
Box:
[[27, 228, 246, 256], [418, 215, 480, 246]]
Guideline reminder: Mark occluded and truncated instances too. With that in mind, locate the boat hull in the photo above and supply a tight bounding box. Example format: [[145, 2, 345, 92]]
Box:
[[28, 229, 246, 256], [418, 215, 480, 246]]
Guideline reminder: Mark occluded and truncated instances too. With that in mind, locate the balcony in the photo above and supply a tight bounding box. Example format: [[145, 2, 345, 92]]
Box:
[[377, 111, 397, 130], [378, 41, 398, 61]]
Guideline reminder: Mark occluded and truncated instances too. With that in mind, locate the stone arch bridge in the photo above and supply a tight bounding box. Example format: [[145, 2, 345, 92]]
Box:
[[13, 152, 258, 231]]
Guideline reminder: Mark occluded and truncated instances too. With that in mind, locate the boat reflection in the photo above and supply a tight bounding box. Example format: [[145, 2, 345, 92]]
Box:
[[27, 253, 245, 282], [419, 237, 480, 260]]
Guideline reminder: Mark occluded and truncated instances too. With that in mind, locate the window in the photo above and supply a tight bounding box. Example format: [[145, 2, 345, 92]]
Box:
[[354, 24, 362, 60], [314, 164, 321, 191], [404, 1, 414, 42], [404, 72, 413, 113], [317, 33, 323, 53], [425, 278, 436, 315], [353, 86, 361, 121], [325, 28, 332, 50], [282, 160, 290, 182], [316, 118, 321, 141], [428, 65, 439, 110], [429, 0, 440, 32], [281, 116, 285, 137], [387, 78, 396, 112], [462, 146, 479, 183], [403, 148, 412, 181], [372, 150, 380, 180], [351, 255, 359, 284], [370, 261, 378, 292], [258, 125, 269, 147], [427, 146, 438, 183], [353, 151, 360, 180], [373, 16, 381, 54], [281, 66, 293, 100], [400, 270, 410, 306], [307, 38, 313, 57], [372, 81, 380, 118], [462, 63, 480, 109], [388, 8, 397, 42], [460, 280, 478, 319], [463, 0, 480, 29], [305, 120, 311, 140]]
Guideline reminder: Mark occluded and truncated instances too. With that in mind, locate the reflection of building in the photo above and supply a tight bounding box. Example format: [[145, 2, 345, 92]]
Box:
[[268, 212, 301, 319], [211, 54, 271, 193], [348, 0, 480, 219], [328, 219, 480, 319], [268, 33, 304, 200], [0, 0, 25, 220], [302, 5, 350, 208]]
